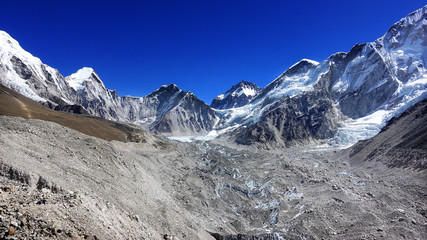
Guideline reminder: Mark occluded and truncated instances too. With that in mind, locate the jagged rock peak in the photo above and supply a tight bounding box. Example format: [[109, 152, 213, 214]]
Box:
[[211, 80, 261, 109]]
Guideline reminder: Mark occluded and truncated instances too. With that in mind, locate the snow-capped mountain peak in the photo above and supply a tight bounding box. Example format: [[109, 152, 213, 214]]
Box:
[[71, 67, 95, 79], [157, 83, 180, 92], [211, 80, 261, 109], [66, 67, 97, 91], [288, 58, 319, 69], [147, 84, 183, 100], [374, 5, 427, 85], [0, 31, 32, 56], [256, 58, 323, 103], [0, 31, 46, 102], [284, 59, 319, 76], [391, 5, 426, 28]]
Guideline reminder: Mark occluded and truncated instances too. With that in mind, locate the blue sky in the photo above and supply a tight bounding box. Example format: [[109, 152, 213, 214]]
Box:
[[2, 0, 425, 103]]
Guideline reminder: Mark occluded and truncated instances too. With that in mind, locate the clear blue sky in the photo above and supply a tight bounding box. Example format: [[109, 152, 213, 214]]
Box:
[[1, 0, 425, 103]]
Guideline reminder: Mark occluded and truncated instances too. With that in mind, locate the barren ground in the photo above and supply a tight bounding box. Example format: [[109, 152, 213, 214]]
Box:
[[0, 115, 426, 239]]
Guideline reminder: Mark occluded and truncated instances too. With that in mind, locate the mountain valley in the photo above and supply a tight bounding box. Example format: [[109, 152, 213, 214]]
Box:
[[0, 100, 425, 239]]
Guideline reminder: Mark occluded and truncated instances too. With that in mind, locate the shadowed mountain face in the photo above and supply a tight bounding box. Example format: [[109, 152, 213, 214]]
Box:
[[234, 91, 340, 147], [150, 91, 218, 136], [54, 104, 89, 114]]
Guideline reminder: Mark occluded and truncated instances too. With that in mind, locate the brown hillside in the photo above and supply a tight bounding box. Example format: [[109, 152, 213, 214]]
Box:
[[0, 84, 153, 143]]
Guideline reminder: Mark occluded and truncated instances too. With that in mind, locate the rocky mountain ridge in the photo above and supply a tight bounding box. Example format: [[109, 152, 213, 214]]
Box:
[[226, 5, 427, 147], [0, 36, 218, 136], [0, 5, 426, 146]]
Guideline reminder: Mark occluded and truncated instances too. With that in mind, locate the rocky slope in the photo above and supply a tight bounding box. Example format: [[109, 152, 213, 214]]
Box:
[[348, 99, 427, 170], [0, 116, 215, 240], [0, 113, 425, 239]]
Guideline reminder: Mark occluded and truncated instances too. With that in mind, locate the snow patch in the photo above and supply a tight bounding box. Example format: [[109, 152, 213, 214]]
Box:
[[215, 93, 226, 100], [241, 86, 257, 97]]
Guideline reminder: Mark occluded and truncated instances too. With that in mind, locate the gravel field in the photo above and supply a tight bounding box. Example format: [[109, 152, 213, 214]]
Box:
[[0, 115, 426, 239]]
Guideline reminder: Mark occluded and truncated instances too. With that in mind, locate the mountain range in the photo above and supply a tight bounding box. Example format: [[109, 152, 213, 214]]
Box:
[[0, 5, 426, 147], [0, 5, 427, 240]]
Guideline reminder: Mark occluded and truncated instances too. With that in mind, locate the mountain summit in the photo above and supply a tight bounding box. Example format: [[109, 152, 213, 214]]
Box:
[[211, 80, 261, 109]]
